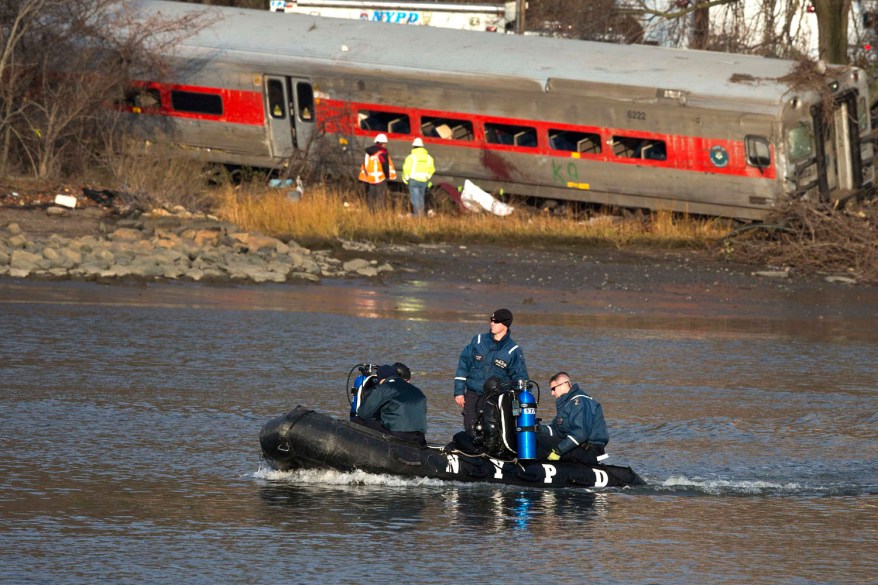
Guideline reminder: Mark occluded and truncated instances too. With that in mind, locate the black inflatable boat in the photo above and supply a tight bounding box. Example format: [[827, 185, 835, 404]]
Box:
[[259, 406, 645, 489]]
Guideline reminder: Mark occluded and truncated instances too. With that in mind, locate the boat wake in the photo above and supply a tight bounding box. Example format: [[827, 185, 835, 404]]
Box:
[[253, 465, 451, 487], [657, 475, 803, 495], [651, 475, 876, 496]]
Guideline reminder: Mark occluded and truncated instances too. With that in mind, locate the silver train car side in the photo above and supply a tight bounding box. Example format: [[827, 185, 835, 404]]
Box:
[[123, 0, 875, 220]]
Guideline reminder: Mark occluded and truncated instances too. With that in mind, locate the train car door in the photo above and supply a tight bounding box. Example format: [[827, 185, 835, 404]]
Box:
[[265, 75, 315, 158]]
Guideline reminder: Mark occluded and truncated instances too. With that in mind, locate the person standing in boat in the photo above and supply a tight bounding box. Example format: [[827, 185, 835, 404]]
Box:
[[453, 308, 528, 438], [355, 364, 427, 446], [538, 372, 609, 465]]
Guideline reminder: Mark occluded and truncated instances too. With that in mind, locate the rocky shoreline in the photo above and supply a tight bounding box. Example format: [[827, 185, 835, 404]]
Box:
[[0, 206, 393, 284], [0, 202, 871, 293]]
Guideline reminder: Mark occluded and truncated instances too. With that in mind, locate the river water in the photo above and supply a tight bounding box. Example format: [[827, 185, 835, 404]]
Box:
[[0, 277, 875, 584]]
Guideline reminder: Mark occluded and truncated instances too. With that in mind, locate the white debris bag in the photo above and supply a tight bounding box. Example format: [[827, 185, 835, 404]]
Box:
[[460, 180, 514, 216], [54, 194, 77, 209]]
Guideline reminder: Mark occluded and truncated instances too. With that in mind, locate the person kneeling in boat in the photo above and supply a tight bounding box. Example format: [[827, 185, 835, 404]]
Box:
[[354, 364, 428, 447], [538, 372, 609, 465]]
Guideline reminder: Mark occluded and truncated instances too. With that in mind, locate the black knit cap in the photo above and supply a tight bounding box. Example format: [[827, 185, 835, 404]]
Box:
[[376, 364, 396, 380], [393, 362, 411, 380], [491, 308, 513, 327]]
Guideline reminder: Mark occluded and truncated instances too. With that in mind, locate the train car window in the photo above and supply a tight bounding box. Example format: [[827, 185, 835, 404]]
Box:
[[745, 135, 771, 168], [267, 80, 286, 119], [171, 90, 223, 116], [858, 96, 868, 131], [123, 87, 161, 113], [358, 110, 410, 134], [548, 130, 601, 154], [296, 82, 314, 122], [787, 124, 813, 161], [422, 116, 473, 141], [612, 136, 666, 160], [485, 123, 536, 147]]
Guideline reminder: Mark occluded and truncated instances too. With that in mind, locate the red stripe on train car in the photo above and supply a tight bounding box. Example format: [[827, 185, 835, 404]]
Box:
[[129, 81, 265, 126], [319, 99, 776, 180]]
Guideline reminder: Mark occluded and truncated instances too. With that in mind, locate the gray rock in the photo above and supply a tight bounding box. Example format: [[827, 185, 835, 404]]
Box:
[[162, 265, 185, 279], [266, 259, 292, 276], [69, 236, 99, 253], [46, 206, 68, 217], [7, 234, 27, 249], [11, 250, 45, 272], [341, 240, 375, 252], [184, 268, 205, 281], [254, 270, 286, 283], [109, 227, 143, 241], [343, 258, 371, 271], [110, 249, 136, 266], [289, 272, 320, 283], [46, 234, 70, 247], [288, 251, 308, 269], [42, 247, 62, 265], [100, 267, 130, 278], [90, 249, 115, 267], [355, 266, 379, 277], [59, 247, 83, 266], [752, 270, 790, 279], [201, 268, 225, 280], [125, 257, 166, 278], [824, 275, 857, 285], [5, 222, 22, 236]]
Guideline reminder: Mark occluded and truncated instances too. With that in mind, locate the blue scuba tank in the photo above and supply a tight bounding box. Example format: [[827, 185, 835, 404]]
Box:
[[349, 373, 368, 419], [516, 382, 537, 461]]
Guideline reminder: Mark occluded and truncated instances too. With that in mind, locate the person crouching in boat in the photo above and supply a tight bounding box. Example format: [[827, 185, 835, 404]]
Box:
[[354, 364, 427, 446], [538, 372, 609, 465]]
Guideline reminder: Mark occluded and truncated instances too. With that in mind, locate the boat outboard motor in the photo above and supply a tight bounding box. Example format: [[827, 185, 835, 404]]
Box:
[[348, 363, 377, 420], [515, 380, 537, 461]]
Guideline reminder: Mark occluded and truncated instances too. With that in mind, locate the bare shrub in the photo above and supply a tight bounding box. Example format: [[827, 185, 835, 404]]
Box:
[[527, 0, 643, 42], [0, 0, 213, 180], [101, 138, 213, 213], [718, 199, 878, 283]]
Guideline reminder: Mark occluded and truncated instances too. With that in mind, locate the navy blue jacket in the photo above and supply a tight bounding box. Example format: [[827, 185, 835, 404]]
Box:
[[454, 330, 528, 396], [358, 377, 427, 433], [539, 383, 608, 455]]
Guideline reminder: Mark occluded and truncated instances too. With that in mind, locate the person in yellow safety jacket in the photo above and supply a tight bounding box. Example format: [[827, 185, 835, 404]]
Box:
[[402, 137, 435, 217], [358, 133, 397, 211]]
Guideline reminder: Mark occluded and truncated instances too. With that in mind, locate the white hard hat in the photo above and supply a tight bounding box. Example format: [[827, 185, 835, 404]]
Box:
[[374, 133, 388, 144], [412, 137, 424, 147]]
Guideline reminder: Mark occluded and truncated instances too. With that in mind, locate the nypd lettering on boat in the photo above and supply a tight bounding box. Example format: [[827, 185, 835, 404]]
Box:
[[444, 453, 610, 486]]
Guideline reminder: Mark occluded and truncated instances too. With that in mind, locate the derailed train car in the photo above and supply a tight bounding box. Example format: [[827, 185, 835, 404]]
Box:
[[123, 0, 875, 220]]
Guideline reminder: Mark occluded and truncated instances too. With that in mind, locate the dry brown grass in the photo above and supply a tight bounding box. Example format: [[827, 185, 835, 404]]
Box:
[[212, 183, 732, 249]]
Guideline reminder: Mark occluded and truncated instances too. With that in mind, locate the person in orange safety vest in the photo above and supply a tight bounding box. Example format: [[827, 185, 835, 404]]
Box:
[[358, 133, 397, 210]]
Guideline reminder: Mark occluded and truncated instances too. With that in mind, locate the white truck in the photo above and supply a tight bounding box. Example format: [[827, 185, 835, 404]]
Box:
[[269, 0, 516, 32]]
